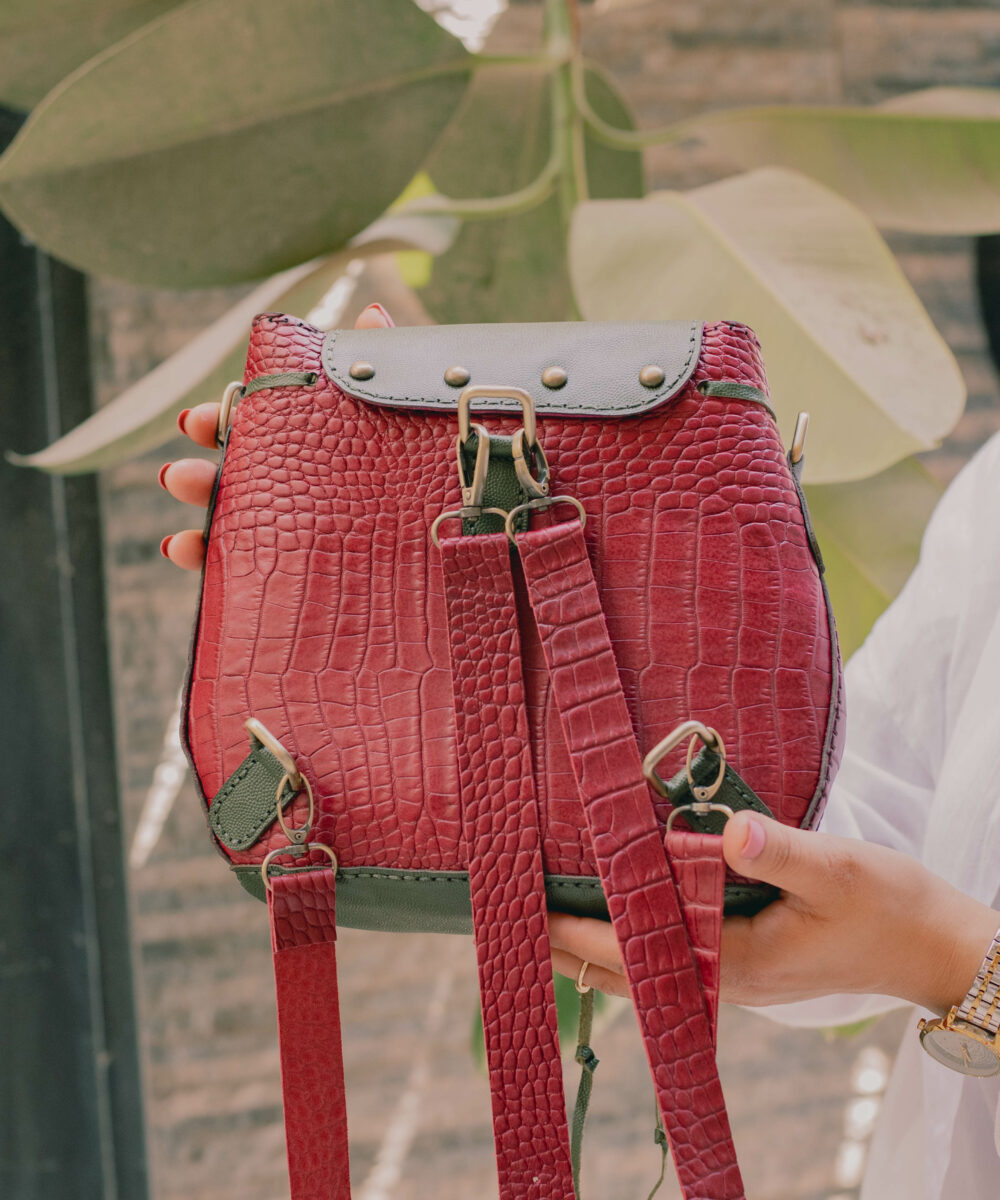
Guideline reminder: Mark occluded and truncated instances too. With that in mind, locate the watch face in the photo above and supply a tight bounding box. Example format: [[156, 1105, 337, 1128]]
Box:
[[921, 1021, 1000, 1076]]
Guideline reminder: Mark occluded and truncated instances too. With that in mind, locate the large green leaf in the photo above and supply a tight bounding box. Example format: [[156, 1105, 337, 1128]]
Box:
[[0, 0, 470, 285], [0, 1, 185, 111], [419, 62, 643, 324], [569, 169, 964, 483], [8, 213, 458, 474], [805, 457, 942, 658], [677, 88, 1000, 234]]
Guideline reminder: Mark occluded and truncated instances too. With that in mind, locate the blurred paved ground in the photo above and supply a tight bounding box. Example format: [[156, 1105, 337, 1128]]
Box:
[[90, 4, 1000, 1198]]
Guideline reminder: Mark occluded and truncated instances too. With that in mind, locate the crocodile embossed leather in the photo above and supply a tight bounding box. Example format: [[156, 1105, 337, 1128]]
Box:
[[182, 314, 843, 1200]]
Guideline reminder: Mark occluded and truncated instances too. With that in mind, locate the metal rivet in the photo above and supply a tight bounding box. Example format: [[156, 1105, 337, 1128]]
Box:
[[639, 364, 665, 388], [349, 361, 375, 381], [541, 365, 568, 389], [444, 365, 471, 387]]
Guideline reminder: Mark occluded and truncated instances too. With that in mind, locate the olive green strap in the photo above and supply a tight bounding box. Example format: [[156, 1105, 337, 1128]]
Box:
[[664, 745, 774, 834], [696, 378, 775, 416], [571, 987, 599, 1199], [242, 370, 319, 398], [646, 1110, 669, 1200]]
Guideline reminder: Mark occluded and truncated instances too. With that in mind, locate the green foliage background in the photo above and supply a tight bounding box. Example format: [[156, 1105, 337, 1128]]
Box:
[[3, 0, 999, 653]]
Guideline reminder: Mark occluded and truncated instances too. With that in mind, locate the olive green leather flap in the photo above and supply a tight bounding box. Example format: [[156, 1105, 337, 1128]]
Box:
[[321, 321, 702, 418], [208, 738, 296, 851]]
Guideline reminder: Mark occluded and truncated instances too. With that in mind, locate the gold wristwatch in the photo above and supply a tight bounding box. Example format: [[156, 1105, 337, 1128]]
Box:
[[919, 929, 1000, 1076]]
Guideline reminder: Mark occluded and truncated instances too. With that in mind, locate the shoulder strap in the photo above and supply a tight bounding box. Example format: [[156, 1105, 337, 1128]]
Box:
[[665, 830, 727, 1041], [268, 868, 352, 1199], [439, 530, 576, 1200], [515, 518, 745, 1200]]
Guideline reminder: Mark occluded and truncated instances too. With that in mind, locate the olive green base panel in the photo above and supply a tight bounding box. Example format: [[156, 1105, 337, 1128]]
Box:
[[234, 863, 775, 930]]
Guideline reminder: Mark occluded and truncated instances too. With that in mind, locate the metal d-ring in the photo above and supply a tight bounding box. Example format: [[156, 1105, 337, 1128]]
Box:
[[504, 495, 586, 544], [642, 719, 727, 801], [216, 380, 243, 446], [648, 719, 732, 836], [275, 772, 315, 845], [789, 411, 810, 465], [245, 717, 301, 789], [665, 801, 734, 832], [260, 841, 339, 892], [430, 507, 510, 549], [456, 384, 537, 449]]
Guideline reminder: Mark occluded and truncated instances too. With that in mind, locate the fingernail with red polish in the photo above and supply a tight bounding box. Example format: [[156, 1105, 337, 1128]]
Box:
[[157, 462, 172, 490], [160, 535, 173, 559], [370, 303, 394, 327], [741, 816, 766, 860], [177, 408, 191, 434]]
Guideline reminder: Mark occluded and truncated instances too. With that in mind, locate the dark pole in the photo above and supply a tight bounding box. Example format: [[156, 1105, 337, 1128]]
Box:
[[0, 106, 149, 1200]]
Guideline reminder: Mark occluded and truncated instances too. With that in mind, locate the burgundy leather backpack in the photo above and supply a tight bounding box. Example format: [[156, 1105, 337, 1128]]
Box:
[[182, 314, 842, 1200]]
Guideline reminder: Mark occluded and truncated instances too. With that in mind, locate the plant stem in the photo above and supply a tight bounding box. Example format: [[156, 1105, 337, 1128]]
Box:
[[470, 51, 569, 69], [400, 153, 559, 222], [544, 0, 588, 222], [573, 58, 688, 151]]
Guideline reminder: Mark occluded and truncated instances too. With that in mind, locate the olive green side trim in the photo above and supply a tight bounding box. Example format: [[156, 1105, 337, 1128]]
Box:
[[664, 745, 774, 834], [231, 862, 773, 927], [696, 378, 775, 417], [242, 370, 318, 397], [790, 462, 826, 573], [208, 741, 297, 851]]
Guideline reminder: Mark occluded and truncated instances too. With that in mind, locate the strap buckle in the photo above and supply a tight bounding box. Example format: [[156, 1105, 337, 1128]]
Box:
[[457, 421, 491, 511], [261, 842, 338, 893], [511, 428, 550, 499], [456, 384, 537, 447], [432, 384, 550, 546], [642, 719, 733, 830], [504, 495, 586, 543], [244, 716, 314, 844], [245, 717, 339, 891]]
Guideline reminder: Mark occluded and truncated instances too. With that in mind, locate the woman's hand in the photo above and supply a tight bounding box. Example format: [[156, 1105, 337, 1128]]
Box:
[[158, 302, 393, 570], [549, 811, 999, 1015]]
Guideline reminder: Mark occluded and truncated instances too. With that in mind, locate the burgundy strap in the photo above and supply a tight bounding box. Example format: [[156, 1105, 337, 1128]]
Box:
[[268, 869, 352, 1200], [516, 519, 745, 1200], [440, 532, 576, 1200], [666, 830, 726, 1043]]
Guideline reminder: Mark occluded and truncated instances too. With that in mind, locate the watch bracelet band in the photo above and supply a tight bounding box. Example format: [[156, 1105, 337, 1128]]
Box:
[[956, 928, 1000, 1034]]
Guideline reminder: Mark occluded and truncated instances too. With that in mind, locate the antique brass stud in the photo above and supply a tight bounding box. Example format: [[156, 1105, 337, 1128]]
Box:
[[541, 365, 568, 389], [444, 365, 471, 387], [639, 364, 665, 388], [349, 361, 375, 381]]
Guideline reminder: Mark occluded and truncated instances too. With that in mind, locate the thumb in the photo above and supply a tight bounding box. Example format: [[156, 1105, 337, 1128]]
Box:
[[722, 811, 822, 897]]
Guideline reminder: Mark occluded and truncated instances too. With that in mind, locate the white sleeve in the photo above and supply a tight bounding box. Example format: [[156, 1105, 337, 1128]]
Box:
[[749, 434, 1000, 1030], [820, 442, 983, 855]]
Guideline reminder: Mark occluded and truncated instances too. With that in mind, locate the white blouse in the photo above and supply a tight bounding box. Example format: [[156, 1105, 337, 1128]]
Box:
[[760, 432, 1000, 1198]]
